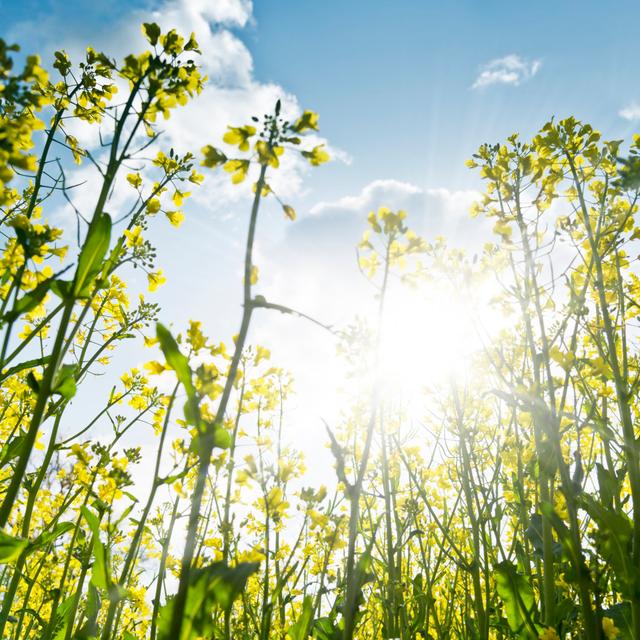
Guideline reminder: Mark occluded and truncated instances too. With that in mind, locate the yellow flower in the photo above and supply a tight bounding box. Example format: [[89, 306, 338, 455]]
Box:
[[602, 617, 619, 640], [538, 628, 559, 640], [126, 172, 142, 188], [144, 360, 166, 375], [165, 210, 185, 227], [33, 431, 46, 451], [144, 335, 158, 348], [146, 197, 161, 214], [124, 225, 144, 248], [147, 269, 166, 292]]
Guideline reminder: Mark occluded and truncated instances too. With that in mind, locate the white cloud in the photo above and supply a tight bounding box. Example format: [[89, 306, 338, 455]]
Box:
[[271, 179, 483, 317], [140, 2, 254, 84], [180, 0, 253, 28], [619, 102, 640, 121], [310, 179, 421, 215], [10, 0, 254, 84], [472, 54, 541, 89], [310, 178, 479, 220], [45, 0, 342, 228]]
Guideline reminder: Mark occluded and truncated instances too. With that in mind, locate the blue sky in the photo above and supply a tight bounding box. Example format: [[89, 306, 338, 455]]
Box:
[[7, 0, 640, 202], [254, 0, 640, 194], [4, 0, 640, 468]]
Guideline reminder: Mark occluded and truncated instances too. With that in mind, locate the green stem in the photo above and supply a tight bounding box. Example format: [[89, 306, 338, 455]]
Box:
[[168, 156, 269, 639], [0, 301, 73, 528]]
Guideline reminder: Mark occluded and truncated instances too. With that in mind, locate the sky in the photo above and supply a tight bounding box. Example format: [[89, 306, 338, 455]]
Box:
[[3, 0, 640, 480]]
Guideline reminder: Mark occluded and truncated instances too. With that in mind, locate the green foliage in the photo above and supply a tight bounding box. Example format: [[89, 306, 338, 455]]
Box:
[[0, 530, 28, 562], [156, 322, 199, 424], [73, 213, 112, 298], [157, 562, 259, 640], [495, 561, 539, 638], [287, 596, 314, 640]]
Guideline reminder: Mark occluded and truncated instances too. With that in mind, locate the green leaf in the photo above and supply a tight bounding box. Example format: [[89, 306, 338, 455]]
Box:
[[156, 323, 193, 395], [73, 585, 101, 639], [494, 561, 538, 638], [157, 470, 188, 486], [2, 277, 52, 324], [200, 562, 259, 611], [0, 432, 28, 468], [26, 371, 40, 393], [29, 521, 74, 552], [540, 502, 577, 562], [0, 530, 28, 563], [51, 595, 76, 640], [0, 355, 52, 382], [81, 506, 110, 592], [212, 425, 231, 450], [50, 279, 73, 300], [524, 514, 561, 559], [183, 398, 200, 427], [14, 607, 45, 628], [311, 617, 342, 640], [73, 213, 112, 297], [157, 562, 259, 640], [580, 494, 634, 597], [596, 462, 619, 510], [287, 595, 314, 640], [409, 573, 429, 634], [156, 323, 199, 426], [52, 364, 78, 400]]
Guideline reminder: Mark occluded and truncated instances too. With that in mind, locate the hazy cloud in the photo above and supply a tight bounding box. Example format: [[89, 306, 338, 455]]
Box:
[[619, 102, 640, 121], [310, 179, 479, 226], [472, 54, 541, 89]]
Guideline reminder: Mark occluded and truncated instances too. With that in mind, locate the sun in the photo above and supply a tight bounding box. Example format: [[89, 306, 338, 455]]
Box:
[[378, 276, 506, 400]]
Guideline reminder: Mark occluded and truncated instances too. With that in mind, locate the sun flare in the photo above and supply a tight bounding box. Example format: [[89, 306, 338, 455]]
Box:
[[379, 277, 507, 395]]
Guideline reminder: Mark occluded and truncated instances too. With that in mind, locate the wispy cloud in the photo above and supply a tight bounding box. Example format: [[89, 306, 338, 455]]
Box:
[[472, 54, 541, 89], [619, 102, 640, 121]]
